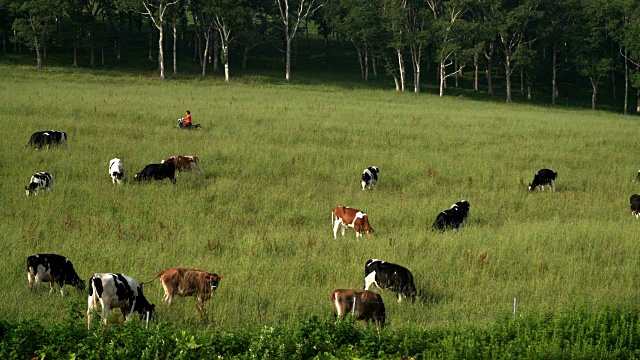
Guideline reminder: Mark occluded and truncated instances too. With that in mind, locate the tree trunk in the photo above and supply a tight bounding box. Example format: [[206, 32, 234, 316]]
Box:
[[158, 25, 165, 79], [552, 43, 557, 105], [243, 45, 249, 69], [173, 22, 177, 75], [364, 45, 369, 81], [591, 79, 597, 110], [201, 30, 210, 77], [285, 34, 291, 81], [2, 29, 6, 53], [372, 57, 377, 78], [454, 55, 459, 88], [611, 70, 616, 100], [89, 31, 95, 67], [624, 48, 628, 115], [353, 40, 364, 80], [72, 39, 78, 68], [520, 69, 524, 95], [393, 75, 400, 91], [505, 51, 512, 103], [148, 25, 154, 62], [527, 85, 531, 100], [410, 43, 421, 93], [35, 39, 43, 70], [223, 45, 230, 82], [484, 43, 494, 96], [473, 52, 479, 91], [439, 61, 445, 97], [213, 35, 219, 70], [397, 48, 405, 92]]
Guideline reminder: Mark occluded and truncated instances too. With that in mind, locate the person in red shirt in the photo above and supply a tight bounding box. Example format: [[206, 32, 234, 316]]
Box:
[[180, 110, 192, 128]]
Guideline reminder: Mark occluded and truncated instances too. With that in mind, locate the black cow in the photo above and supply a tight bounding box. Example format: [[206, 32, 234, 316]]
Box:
[[361, 166, 380, 190], [27, 254, 85, 296], [134, 162, 176, 184], [432, 200, 470, 231], [364, 259, 416, 303], [631, 195, 640, 219], [26, 130, 67, 149], [87, 273, 155, 328], [528, 168, 558, 192]]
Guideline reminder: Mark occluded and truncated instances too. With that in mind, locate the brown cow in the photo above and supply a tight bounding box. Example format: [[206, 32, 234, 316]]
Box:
[[142, 268, 222, 314], [331, 289, 385, 329], [161, 156, 201, 175], [332, 206, 374, 239]]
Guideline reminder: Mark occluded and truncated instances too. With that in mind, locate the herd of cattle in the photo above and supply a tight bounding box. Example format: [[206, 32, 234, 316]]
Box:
[[22, 130, 640, 330]]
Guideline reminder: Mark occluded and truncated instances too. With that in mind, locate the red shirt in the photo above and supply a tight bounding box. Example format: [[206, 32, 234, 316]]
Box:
[[184, 114, 192, 125]]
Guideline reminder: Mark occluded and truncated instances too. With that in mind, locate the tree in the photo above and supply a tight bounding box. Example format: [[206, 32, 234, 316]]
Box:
[[275, 0, 324, 81], [10, 0, 60, 69], [210, 0, 251, 82], [575, 0, 614, 110]]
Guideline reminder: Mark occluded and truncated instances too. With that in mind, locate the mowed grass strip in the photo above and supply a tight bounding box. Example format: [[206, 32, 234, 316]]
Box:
[[1, 64, 640, 331]]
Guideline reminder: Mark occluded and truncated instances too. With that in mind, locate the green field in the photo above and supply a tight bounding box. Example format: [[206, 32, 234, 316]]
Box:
[[1, 63, 640, 336]]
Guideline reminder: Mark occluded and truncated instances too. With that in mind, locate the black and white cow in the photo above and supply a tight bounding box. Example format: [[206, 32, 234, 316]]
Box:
[[364, 259, 416, 303], [134, 162, 176, 184], [27, 254, 85, 296], [26, 130, 67, 149], [432, 200, 470, 231], [630, 194, 640, 219], [25, 172, 53, 196], [109, 158, 124, 185], [528, 168, 558, 192], [87, 273, 155, 328], [361, 166, 379, 190]]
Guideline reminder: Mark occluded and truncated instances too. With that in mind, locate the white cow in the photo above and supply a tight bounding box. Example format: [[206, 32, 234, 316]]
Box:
[[87, 273, 155, 328], [109, 158, 124, 185], [25, 172, 53, 196]]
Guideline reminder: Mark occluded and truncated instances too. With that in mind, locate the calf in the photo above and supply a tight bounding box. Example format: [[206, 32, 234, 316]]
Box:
[[528, 168, 558, 192], [142, 268, 223, 314], [27, 254, 85, 296], [25, 130, 67, 149], [332, 206, 374, 238], [109, 158, 124, 185], [25, 172, 53, 196], [161, 156, 201, 176], [87, 273, 155, 328], [331, 289, 385, 329], [630, 194, 640, 219], [364, 259, 416, 303], [134, 162, 176, 184], [361, 166, 379, 190], [432, 200, 470, 231]]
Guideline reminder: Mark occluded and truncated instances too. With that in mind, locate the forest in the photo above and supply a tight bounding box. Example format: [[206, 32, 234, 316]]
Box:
[[2, 0, 640, 114]]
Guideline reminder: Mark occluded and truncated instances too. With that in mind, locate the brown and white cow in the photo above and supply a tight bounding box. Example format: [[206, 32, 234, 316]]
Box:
[[161, 156, 201, 176], [331, 289, 385, 329], [142, 268, 223, 314], [332, 206, 374, 239]]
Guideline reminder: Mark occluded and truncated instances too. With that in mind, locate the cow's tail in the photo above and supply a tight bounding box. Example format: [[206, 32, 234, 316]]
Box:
[[140, 271, 165, 285]]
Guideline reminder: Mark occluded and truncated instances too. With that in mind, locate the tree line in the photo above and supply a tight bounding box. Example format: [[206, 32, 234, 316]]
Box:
[[1, 0, 640, 113]]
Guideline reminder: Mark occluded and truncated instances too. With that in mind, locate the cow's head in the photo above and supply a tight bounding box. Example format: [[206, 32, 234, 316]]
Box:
[[528, 183, 536, 191], [25, 183, 38, 196], [207, 274, 223, 292], [134, 173, 143, 182]]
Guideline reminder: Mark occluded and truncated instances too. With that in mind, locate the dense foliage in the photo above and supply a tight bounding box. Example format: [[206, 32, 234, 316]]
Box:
[[2, 304, 640, 359], [1, 0, 640, 112]]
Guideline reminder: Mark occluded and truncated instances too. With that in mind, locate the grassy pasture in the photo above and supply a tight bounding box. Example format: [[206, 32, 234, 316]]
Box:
[[1, 64, 640, 333]]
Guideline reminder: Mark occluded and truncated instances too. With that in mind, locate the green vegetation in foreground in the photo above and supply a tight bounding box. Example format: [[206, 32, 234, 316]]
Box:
[[3, 304, 640, 359], [1, 64, 640, 339]]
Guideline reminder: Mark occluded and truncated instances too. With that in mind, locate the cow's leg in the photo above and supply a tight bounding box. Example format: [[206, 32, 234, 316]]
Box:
[[332, 219, 341, 239], [397, 293, 403, 304], [28, 271, 34, 291], [101, 298, 111, 326], [49, 281, 54, 295], [59, 281, 65, 296], [340, 224, 346, 237], [551, 179, 556, 192]]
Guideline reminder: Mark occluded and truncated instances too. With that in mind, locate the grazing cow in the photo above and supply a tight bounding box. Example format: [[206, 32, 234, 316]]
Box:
[[364, 259, 416, 303], [361, 166, 379, 190], [142, 268, 223, 314], [25, 130, 67, 149], [87, 273, 155, 329], [331, 289, 385, 329], [432, 200, 470, 231], [134, 162, 176, 184], [528, 168, 558, 192], [630, 195, 640, 219], [636, 170, 640, 182], [25, 172, 53, 196], [161, 156, 201, 176], [109, 158, 124, 185], [332, 206, 374, 239], [27, 254, 85, 296]]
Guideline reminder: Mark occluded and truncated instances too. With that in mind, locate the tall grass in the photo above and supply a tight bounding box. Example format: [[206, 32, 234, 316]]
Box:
[[1, 64, 640, 332]]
